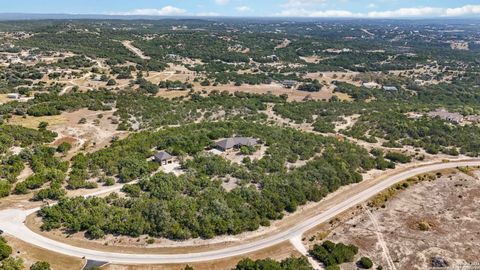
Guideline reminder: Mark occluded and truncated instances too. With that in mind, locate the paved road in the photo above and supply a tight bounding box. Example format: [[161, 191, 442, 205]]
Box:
[[0, 160, 478, 264]]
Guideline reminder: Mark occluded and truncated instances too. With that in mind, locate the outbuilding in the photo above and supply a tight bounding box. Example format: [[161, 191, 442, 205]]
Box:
[[154, 151, 174, 165]]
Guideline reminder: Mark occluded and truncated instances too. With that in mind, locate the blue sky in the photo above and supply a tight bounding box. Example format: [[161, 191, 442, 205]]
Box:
[[2, 0, 480, 18]]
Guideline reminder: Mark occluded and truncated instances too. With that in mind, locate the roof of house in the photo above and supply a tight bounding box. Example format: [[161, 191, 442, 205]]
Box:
[[216, 137, 258, 150], [154, 151, 173, 161], [428, 109, 463, 123], [383, 86, 398, 91], [282, 80, 298, 85]]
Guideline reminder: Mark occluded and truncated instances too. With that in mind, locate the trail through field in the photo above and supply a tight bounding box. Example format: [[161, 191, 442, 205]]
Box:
[[364, 205, 397, 270]]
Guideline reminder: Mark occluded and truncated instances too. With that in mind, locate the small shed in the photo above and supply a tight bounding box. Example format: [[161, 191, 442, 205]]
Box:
[[154, 151, 174, 165]]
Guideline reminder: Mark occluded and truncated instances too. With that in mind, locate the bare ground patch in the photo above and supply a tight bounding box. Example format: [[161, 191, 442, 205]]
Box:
[[304, 170, 480, 269]]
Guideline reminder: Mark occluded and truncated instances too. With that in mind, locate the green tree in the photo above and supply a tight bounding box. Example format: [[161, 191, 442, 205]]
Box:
[[359, 257, 373, 269], [30, 261, 51, 270]]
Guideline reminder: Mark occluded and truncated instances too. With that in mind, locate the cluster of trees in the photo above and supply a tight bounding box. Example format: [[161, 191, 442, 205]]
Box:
[[14, 146, 68, 200], [235, 257, 313, 270], [298, 80, 322, 92], [0, 90, 115, 117], [135, 77, 159, 95], [53, 55, 94, 69], [159, 80, 192, 90], [39, 121, 386, 239], [343, 111, 480, 156], [0, 125, 57, 198], [0, 63, 43, 90], [309, 241, 358, 269]]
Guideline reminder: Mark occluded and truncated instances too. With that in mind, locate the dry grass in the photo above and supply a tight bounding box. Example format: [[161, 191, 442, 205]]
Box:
[[8, 115, 67, 129], [0, 94, 11, 104], [333, 92, 353, 101], [3, 235, 85, 270]]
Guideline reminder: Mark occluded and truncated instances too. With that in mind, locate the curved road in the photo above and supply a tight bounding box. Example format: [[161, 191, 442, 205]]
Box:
[[0, 160, 478, 264]]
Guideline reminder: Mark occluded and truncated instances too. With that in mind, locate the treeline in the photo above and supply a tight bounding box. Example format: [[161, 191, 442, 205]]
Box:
[[343, 111, 480, 156]]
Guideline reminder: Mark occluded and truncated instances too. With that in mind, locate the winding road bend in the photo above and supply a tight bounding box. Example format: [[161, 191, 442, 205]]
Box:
[[0, 160, 478, 264]]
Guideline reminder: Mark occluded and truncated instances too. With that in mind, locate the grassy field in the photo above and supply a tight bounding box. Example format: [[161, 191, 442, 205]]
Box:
[[3, 235, 85, 270], [7, 115, 67, 129]]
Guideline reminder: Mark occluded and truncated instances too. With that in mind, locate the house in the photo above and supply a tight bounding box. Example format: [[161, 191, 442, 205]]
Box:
[[215, 137, 258, 152], [363, 82, 381, 89], [383, 86, 398, 91], [7, 93, 20, 99], [281, 80, 298, 89], [428, 109, 463, 124], [154, 151, 174, 165], [266, 55, 279, 61]]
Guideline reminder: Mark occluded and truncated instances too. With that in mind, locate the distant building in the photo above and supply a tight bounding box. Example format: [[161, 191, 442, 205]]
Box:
[[428, 109, 463, 124], [281, 80, 298, 89], [383, 86, 398, 91], [266, 55, 279, 61], [215, 137, 258, 152], [154, 151, 175, 165], [363, 82, 381, 89], [7, 93, 20, 99]]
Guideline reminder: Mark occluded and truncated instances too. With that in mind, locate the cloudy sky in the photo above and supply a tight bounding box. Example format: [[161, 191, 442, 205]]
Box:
[[2, 0, 480, 18]]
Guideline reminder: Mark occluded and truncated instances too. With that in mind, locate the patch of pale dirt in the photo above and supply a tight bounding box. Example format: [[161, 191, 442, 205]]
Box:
[[334, 114, 360, 132], [48, 108, 129, 157], [217, 146, 267, 165]]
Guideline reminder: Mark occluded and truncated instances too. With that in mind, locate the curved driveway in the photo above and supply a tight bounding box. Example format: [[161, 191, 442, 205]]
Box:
[[0, 160, 478, 264]]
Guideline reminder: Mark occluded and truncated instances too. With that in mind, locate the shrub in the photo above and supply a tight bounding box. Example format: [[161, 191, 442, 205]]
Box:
[[0, 240, 12, 261], [30, 261, 51, 270], [359, 257, 373, 269]]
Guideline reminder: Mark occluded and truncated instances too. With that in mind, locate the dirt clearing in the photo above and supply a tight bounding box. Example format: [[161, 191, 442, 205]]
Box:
[[304, 169, 480, 269]]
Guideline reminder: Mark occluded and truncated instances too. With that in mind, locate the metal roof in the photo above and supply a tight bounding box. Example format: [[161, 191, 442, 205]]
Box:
[[154, 151, 172, 161], [216, 137, 258, 150]]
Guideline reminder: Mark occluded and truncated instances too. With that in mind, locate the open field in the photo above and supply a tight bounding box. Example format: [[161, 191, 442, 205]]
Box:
[[303, 169, 480, 269], [7, 114, 67, 129], [3, 234, 85, 270], [191, 82, 335, 101]]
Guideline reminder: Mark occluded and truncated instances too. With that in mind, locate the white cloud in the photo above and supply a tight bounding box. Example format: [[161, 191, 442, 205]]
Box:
[[215, 0, 230, 5], [367, 7, 443, 18], [116, 6, 187, 16], [236, 6, 253, 12], [277, 9, 358, 17], [281, 0, 327, 8], [277, 4, 480, 18], [197, 12, 221, 17], [445, 5, 480, 16]]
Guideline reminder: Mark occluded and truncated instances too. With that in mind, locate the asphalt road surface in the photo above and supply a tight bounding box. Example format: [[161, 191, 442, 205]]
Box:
[[0, 160, 478, 264]]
